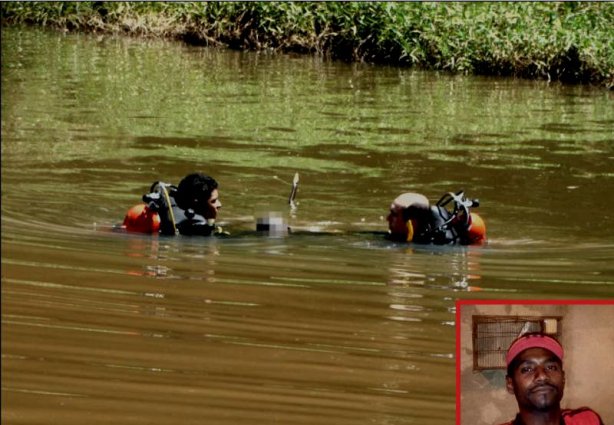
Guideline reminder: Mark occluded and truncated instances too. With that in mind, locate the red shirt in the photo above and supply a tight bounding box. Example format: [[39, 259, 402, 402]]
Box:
[[498, 408, 603, 425]]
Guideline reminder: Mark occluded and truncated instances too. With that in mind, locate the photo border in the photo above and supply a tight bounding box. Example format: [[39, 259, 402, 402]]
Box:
[[455, 298, 614, 425]]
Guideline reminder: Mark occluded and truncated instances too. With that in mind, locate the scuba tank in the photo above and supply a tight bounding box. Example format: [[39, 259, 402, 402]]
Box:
[[123, 182, 177, 235], [123, 203, 160, 234], [466, 211, 486, 244]]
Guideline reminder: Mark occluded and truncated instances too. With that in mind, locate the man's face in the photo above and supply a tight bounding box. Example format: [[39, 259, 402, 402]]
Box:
[[387, 203, 409, 241], [506, 347, 565, 412], [196, 189, 221, 220]]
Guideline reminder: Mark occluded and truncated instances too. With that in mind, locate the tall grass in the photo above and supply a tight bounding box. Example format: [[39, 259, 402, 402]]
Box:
[[2, 1, 612, 87]]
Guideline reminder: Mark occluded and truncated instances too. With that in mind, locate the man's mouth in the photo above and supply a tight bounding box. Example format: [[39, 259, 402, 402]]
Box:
[[530, 384, 556, 394]]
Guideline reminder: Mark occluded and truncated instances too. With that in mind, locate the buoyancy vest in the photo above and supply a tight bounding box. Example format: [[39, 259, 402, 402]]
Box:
[[143, 182, 216, 237]]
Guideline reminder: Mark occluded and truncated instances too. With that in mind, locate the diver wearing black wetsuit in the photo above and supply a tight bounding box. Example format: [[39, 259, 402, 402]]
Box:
[[387, 191, 486, 245], [142, 173, 222, 236]]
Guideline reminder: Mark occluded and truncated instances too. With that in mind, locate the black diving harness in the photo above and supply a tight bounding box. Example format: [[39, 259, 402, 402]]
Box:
[[435, 190, 479, 229], [143, 181, 178, 235], [413, 190, 480, 244]]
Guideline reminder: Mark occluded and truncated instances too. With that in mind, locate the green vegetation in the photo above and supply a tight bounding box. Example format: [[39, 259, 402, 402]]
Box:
[[2, 1, 613, 87]]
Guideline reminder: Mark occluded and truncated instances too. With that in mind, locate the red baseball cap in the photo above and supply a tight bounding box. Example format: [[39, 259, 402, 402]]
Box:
[[506, 333, 564, 367]]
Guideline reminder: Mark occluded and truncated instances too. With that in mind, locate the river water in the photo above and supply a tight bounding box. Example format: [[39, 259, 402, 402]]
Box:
[[2, 26, 613, 425]]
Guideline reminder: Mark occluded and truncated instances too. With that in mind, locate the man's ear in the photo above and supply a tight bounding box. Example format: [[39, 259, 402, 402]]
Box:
[[505, 375, 515, 395]]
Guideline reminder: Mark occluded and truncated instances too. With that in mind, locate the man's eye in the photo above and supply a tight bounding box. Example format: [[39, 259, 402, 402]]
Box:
[[520, 367, 533, 374], [547, 364, 559, 371]]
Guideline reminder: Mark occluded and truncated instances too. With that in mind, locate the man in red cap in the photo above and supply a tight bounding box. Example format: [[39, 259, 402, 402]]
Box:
[[500, 332, 603, 425]]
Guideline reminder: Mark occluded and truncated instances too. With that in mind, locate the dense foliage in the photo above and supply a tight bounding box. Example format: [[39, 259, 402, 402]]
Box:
[[2, 1, 613, 87]]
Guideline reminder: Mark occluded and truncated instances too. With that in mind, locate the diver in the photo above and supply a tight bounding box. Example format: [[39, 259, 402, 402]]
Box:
[[122, 172, 224, 236], [386, 190, 486, 245]]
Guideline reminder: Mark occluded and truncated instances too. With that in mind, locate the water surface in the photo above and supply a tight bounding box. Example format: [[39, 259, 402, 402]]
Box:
[[2, 26, 613, 424]]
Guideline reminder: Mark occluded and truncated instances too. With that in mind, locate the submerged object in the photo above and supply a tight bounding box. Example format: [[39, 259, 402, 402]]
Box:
[[256, 212, 289, 236], [123, 203, 160, 233]]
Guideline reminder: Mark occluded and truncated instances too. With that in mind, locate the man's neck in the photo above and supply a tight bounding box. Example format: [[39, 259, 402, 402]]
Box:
[[515, 407, 562, 425]]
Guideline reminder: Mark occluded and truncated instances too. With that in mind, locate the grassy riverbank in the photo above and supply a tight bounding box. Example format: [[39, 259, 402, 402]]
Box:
[[2, 1, 613, 87]]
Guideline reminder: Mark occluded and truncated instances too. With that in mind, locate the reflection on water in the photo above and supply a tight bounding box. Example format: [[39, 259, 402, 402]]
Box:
[[2, 26, 613, 424]]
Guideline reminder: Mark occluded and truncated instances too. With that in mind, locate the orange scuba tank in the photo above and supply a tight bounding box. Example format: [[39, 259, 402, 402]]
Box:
[[123, 203, 160, 234], [467, 212, 486, 244]]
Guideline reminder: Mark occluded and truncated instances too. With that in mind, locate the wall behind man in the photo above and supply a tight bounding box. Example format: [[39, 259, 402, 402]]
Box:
[[459, 303, 614, 425], [563, 305, 613, 422]]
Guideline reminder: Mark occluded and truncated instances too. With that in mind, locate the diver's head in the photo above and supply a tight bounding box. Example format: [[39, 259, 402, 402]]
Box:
[[176, 173, 221, 220], [387, 193, 430, 242]]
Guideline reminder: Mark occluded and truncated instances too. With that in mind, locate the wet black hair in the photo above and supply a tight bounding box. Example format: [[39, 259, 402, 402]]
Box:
[[175, 173, 218, 210]]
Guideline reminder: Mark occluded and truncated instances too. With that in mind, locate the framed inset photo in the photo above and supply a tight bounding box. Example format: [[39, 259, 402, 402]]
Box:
[[456, 300, 613, 425]]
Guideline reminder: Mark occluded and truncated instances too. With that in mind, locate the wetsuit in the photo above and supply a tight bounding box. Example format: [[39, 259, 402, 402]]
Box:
[[498, 408, 604, 425], [143, 182, 217, 237]]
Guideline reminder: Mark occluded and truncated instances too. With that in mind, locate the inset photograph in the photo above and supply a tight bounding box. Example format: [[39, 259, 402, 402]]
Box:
[[457, 301, 612, 425]]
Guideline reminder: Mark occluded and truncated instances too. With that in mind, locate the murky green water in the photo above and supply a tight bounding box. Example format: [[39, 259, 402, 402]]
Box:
[[2, 26, 613, 425]]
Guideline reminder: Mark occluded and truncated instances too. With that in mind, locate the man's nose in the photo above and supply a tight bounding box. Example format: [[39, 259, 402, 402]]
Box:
[[534, 366, 548, 382]]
